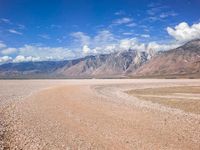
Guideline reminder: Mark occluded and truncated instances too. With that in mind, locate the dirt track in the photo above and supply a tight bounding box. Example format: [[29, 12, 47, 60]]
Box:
[[0, 79, 200, 149]]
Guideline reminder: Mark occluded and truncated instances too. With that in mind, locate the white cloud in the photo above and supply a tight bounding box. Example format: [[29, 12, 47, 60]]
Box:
[[25, 56, 40, 62], [2, 21, 194, 64], [117, 38, 179, 53], [71, 32, 90, 46], [104, 44, 117, 52], [146, 4, 177, 22], [119, 38, 145, 51], [147, 6, 166, 16], [119, 39, 133, 50], [8, 29, 23, 35], [82, 45, 91, 54], [94, 30, 115, 45], [0, 42, 7, 49], [70, 29, 182, 56], [114, 10, 125, 16], [13, 55, 27, 63], [160, 12, 177, 18], [38, 34, 50, 39], [71, 30, 116, 53], [126, 23, 136, 27], [147, 41, 180, 52], [113, 17, 132, 25], [122, 32, 133, 35], [142, 40, 181, 58], [0, 18, 11, 24], [0, 39, 181, 64], [0, 56, 12, 63], [167, 22, 200, 42], [141, 34, 150, 38], [1, 48, 17, 55], [13, 55, 40, 63], [91, 44, 117, 54], [19, 45, 76, 60]]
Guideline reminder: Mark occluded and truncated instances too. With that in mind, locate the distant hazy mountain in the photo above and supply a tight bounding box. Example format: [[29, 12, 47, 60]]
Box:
[[133, 39, 200, 78], [0, 49, 148, 78], [0, 60, 68, 78], [0, 39, 200, 79]]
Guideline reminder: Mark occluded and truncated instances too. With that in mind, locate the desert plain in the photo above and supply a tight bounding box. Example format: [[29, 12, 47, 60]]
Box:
[[0, 79, 200, 150]]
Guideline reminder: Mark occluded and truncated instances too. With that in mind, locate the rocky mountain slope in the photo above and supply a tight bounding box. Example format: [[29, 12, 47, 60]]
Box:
[[56, 50, 148, 78], [133, 39, 200, 78]]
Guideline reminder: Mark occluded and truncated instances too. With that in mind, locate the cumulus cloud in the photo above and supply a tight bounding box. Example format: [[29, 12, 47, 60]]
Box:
[[119, 38, 145, 51], [92, 44, 117, 54], [13, 55, 40, 63], [167, 22, 200, 42], [0, 55, 41, 63], [0, 56, 12, 63], [0, 39, 181, 64], [13, 55, 28, 63], [1, 48, 17, 55], [119, 39, 133, 50], [104, 44, 117, 52], [82, 45, 91, 54], [8, 29, 23, 35], [117, 38, 180, 53], [70, 28, 182, 56]]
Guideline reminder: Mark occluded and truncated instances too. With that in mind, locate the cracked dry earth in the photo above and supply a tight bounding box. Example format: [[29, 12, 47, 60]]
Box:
[[0, 79, 200, 150]]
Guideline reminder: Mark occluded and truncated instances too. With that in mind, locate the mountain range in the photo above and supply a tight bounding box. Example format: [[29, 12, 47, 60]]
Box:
[[0, 39, 200, 79], [133, 39, 200, 78]]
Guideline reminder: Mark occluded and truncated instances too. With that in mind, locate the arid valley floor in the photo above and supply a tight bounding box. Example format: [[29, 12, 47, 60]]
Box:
[[0, 79, 200, 150]]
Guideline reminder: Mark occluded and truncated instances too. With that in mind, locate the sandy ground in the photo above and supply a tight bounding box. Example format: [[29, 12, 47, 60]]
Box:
[[0, 79, 200, 150], [126, 86, 200, 114]]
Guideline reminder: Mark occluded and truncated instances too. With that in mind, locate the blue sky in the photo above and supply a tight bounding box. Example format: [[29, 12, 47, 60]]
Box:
[[0, 0, 200, 63]]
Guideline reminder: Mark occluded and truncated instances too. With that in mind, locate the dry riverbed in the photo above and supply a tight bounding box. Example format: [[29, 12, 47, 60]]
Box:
[[0, 79, 200, 149]]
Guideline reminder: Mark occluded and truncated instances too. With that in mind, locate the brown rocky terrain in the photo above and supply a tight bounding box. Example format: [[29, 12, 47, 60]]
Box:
[[133, 39, 200, 78]]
